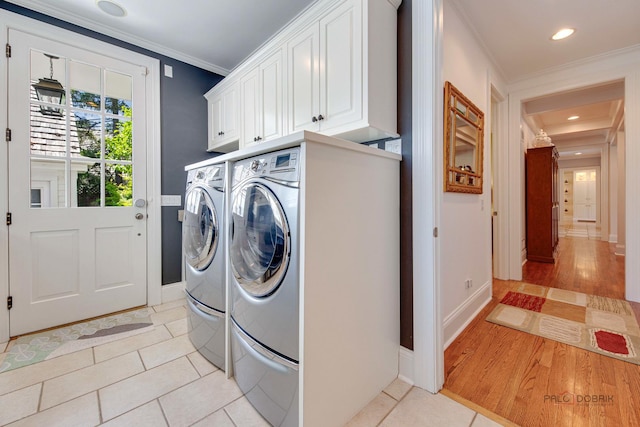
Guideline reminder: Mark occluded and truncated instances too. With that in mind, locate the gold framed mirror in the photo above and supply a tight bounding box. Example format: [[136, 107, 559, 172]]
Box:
[[443, 81, 484, 194]]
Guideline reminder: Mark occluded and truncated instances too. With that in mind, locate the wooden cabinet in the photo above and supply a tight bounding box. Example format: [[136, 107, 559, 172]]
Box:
[[205, 0, 400, 152], [207, 81, 239, 152], [240, 49, 284, 148], [526, 145, 559, 263], [288, 0, 362, 135]]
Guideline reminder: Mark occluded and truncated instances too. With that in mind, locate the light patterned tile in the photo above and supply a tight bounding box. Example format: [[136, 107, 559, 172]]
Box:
[[150, 306, 187, 326], [159, 370, 243, 427], [0, 383, 41, 425], [8, 392, 100, 427], [94, 325, 172, 363], [224, 396, 270, 427], [165, 318, 188, 337], [471, 413, 504, 427], [345, 392, 397, 427], [383, 378, 413, 401], [380, 388, 475, 427], [100, 400, 168, 427], [139, 334, 196, 369], [152, 298, 186, 313], [0, 348, 93, 396], [187, 351, 219, 377], [99, 357, 199, 421], [191, 409, 235, 427], [41, 351, 144, 410]]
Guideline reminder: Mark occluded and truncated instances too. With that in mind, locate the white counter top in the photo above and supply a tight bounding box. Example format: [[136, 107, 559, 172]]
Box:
[[185, 131, 401, 171]]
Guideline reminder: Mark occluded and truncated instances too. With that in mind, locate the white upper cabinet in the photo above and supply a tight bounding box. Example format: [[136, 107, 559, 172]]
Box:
[[206, 81, 240, 152], [241, 49, 284, 148], [205, 0, 400, 152], [288, 0, 362, 135]]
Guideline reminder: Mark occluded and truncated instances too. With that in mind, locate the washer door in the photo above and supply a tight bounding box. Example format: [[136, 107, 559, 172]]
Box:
[[230, 182, 289, 297], [183, 186, 218, 271]]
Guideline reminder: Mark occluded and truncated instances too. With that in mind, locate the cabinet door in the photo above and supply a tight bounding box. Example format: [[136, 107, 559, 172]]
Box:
[[221, 83, 239, 142], [240, 67, 260, 147], [260, 50, 284, 142], [210, 94, 223, 146], [288, 24, 320, 133], [319, 0, 362, 133]]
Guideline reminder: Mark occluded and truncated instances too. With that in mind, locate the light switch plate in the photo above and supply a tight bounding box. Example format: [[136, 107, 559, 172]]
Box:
[[161, 195, 181, 206]]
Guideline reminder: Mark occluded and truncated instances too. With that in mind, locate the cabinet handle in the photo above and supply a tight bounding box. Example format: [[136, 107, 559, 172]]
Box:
[[318, 114, 324, 121], [312, 116, 318, 123], [257, 136, 262, 141]]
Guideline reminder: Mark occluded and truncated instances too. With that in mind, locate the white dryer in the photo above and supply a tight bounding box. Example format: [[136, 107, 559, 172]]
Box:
[[229, 147, 300, 427], [183, 162, 226, 369]]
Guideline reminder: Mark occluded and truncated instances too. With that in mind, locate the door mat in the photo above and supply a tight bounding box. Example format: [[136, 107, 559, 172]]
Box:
[[486, 283, 640, 365], [0, 308, 153, 373]]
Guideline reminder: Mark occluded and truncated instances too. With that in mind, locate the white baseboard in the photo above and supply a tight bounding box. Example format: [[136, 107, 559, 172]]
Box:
[[609, 234, 618, 243], [161, 281, 186, 303], [398, 346, 415, 385], [443, 281, 492, 349], [615, 244, 626, 256]]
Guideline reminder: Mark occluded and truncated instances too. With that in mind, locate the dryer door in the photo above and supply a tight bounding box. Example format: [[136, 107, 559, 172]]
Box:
[[230, 182, 290, 297], [183, 186, 218, 270]]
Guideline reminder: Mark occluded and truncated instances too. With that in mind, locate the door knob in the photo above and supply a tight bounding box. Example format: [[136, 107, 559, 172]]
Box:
[[135, 213, 144, 220], [134, 198, 146, 208]]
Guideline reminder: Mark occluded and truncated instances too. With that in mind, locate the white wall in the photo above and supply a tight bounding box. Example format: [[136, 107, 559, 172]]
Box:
[[440, 1, 504, 346], [609, 144, 618, 242]]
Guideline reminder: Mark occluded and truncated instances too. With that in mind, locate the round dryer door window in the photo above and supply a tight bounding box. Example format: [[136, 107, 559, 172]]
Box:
[[183, 187, 218, 270], [230, 182, 289, 297]]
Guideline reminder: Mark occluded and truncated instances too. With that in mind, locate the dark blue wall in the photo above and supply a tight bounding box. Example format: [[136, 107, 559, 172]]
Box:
[[398, 0, 413, 350], [0, 1, 224, 285]]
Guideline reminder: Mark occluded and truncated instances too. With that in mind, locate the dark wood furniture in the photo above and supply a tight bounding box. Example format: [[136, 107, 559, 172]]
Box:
[[526, 145, 559, 263]]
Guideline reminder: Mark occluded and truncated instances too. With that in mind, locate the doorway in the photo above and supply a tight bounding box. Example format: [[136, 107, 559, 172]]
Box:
[[0, 13, 162, 342]]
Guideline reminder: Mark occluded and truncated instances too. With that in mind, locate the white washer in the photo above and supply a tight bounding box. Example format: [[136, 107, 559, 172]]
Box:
[[229, 147, 300, 427], [183, 162, 226, 369]]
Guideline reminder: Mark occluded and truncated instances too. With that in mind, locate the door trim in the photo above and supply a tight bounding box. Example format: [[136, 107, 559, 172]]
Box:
[[0, 9, 161, 343]]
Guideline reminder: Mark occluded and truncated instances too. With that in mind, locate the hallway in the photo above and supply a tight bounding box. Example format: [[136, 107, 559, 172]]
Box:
[[444, 237, 639, 426]]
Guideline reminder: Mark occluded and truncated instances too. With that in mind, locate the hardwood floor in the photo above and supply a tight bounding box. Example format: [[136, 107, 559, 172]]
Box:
[[443, 237, 640, 426]]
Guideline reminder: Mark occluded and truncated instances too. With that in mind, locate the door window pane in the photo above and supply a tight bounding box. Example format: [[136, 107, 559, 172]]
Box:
[[31, 159, 65, 208], [106, 163, 132, 206], [75, 162, 101, 207], [105, 70, 132, 115], [70, 61, 101, 111], [105, 116, 132, 161], [74, 111, 102, 159]]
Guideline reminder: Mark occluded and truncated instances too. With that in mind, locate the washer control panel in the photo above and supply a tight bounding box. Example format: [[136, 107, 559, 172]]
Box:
[[233, 147, 300, 186]]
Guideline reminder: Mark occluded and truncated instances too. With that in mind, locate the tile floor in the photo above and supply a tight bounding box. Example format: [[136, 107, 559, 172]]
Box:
[[559, 220, 600, 239], [0, 298, 503, 427]]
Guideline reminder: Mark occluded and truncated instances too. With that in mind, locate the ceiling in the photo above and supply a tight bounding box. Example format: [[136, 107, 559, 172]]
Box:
[[452, 0, 640, 158], [8, 0, 640, 158], [6, 0, 318, 76]]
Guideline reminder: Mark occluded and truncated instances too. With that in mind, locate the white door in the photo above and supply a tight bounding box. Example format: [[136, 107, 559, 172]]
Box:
[[573, 169, 597, 221], [7, 30, 148, 335]]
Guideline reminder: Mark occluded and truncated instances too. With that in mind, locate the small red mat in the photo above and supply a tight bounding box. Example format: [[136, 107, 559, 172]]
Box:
[[500, 291, 546, 312]]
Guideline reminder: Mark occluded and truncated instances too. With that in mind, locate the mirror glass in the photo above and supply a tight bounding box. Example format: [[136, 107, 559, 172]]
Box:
[[444, 81, 484, 194]]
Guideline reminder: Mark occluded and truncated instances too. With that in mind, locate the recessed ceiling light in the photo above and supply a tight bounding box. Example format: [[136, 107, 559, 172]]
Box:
[[96, 0, 127, 17], [551, 28, 575, 41], [575, 152, 583, 155], [568, 115, 579, 120]]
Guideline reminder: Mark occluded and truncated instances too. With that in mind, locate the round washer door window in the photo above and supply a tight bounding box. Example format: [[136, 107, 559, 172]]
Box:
[[183, 187, 218, 270], [230, 182, 289, 297]]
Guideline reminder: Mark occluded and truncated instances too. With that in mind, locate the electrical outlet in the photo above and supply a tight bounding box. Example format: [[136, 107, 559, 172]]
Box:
[[385, 139, 402, 154], [465, 279, 473, 289]]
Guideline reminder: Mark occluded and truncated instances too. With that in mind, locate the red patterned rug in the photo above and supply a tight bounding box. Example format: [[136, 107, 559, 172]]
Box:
[[486, 283, 640, 365]]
